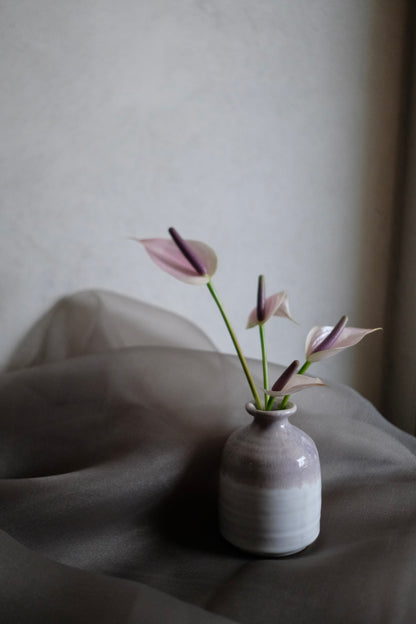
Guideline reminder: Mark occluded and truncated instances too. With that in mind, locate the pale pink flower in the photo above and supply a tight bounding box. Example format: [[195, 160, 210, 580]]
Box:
[[136, 227, 217, 285], [305, 315, 382, 363]]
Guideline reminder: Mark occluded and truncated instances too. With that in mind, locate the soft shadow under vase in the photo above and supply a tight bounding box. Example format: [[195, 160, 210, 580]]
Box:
[[219, 401, 321, 556]]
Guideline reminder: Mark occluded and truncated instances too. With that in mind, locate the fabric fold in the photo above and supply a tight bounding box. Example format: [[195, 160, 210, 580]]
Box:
[[0, 291, 415, 623]]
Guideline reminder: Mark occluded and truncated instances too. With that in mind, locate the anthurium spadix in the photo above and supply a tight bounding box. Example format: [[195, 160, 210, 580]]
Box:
[[305, 315, 382, 363], [137, 227, 217, 285]]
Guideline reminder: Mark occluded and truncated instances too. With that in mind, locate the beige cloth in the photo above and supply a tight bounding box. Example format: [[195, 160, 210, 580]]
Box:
[[0, 290, 415, 623]]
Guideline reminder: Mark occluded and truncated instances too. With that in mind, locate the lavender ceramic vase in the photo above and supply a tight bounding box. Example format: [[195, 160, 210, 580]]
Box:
[[219, 402, 321, 556]]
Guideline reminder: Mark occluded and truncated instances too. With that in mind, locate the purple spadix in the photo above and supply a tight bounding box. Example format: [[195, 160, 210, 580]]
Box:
[[311, 315, 348, 354], [272, 360, 300, 392], [168, 227, 207, 276], [257, 275, 266, 323]]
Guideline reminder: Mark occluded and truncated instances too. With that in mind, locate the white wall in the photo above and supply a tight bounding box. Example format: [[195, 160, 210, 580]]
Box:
[[0, 1, 406, 409]]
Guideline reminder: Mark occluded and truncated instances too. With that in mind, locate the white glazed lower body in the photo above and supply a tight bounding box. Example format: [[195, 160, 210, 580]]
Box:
[[219, 475, 321, 556]]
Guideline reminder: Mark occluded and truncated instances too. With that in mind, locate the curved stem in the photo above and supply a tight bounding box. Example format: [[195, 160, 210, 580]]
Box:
[[259, 324, 269, 406], [207, 281, 262, 409]]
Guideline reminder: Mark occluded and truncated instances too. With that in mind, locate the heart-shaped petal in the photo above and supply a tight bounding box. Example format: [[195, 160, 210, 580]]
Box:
[[136, 238, 217, 285]]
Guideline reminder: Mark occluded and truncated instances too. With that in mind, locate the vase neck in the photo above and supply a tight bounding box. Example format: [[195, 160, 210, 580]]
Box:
[[245, 401, 297, 425]]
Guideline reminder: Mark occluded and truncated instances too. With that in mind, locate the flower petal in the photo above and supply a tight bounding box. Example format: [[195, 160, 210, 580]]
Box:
[[266, 291, 294, 321], [246, 307, 260, 329], [266, 373, 325, 396], [306, 325, 382, 362], [136, 238, 217, 285], [247, 291, 294, 328], [305, 325, 333, 358]]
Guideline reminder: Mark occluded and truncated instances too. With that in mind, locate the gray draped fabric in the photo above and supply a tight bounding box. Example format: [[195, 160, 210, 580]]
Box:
[[0, 290, 415, 623]]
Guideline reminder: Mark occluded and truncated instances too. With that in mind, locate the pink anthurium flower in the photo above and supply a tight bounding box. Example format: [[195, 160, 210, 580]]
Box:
[[305, 315, 382, 363], [137, 227, 263, 408], [247, 278, 294, 328], [136, 227, 217, 285], [266, 360, 324, 398]]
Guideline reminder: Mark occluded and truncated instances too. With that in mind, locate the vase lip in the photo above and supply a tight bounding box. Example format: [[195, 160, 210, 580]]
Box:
[[245, 401, 297, 418]]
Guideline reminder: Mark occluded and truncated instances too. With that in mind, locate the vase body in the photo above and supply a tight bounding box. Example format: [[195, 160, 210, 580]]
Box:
[[219, 402, 321, 556]]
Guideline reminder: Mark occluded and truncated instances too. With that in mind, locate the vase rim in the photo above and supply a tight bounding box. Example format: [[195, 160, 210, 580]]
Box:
[[245, 401, 297, 418]]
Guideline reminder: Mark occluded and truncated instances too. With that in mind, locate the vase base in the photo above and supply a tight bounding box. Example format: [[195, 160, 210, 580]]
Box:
[[219, 476, 321, 558], [221, 531, 319, 558]]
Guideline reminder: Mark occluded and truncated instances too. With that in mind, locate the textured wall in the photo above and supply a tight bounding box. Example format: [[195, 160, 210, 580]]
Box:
[[0, 1, 406, 408]]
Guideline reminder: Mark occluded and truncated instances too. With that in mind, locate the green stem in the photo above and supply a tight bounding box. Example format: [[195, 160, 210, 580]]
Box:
[[298, 360, 312, 375], [206, 280, 262, 410], [278, 359, 312, 410], [259, 323, 269, 407], [278, 394, 290, 410], [266, 394, 275, 410]]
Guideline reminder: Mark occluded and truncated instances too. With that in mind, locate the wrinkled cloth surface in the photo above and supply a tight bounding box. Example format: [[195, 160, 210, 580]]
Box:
[[0, 290, 415, 623]]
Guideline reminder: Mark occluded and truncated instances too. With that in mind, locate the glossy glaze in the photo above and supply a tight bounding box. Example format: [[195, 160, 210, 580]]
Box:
[[219, 402, 321, 556]]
